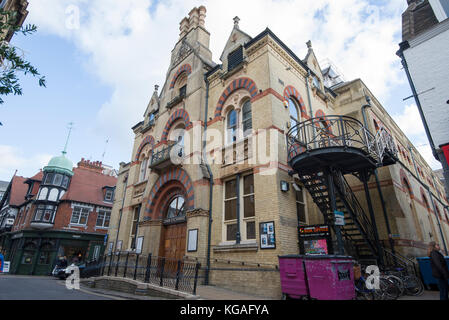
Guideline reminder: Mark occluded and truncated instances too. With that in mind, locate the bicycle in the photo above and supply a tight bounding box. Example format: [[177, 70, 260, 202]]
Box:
[[384, 267, 424, 296]]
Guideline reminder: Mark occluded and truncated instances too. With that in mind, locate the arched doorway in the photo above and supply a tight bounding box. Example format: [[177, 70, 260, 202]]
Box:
[[157, 184, 188, 261]]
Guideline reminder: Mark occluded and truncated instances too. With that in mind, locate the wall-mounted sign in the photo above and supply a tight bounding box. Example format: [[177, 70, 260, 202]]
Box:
[[136, 236, 144, 254], [298, 225, 333, 255], [3, 262, 10, 273], [116, 240, 123, 253], [260, 221, 276, 249], [334, 210, 345, 226], [187, 229, 198, 252]]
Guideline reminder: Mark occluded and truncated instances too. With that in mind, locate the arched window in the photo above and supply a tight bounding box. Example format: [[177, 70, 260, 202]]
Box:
[[48, 188, 59, 202], [288, 98, 300, 129], [227, 109, 237, 144], [38, 188, 48, 200], [138, 155, 148, 182], [166, 195, 186, 219], [242, 100, 252, 137]]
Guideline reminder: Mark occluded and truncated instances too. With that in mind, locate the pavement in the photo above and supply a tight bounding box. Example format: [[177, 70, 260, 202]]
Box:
[[0, 275, 118, 300], [0, 274, 443, 300]]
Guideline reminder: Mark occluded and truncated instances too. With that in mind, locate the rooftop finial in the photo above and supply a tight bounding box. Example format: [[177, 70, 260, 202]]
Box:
[[154, 84, 159, 92], [63, 122, 74, 156], [233, 16, 240, 29], [306, 40, 312, 49]]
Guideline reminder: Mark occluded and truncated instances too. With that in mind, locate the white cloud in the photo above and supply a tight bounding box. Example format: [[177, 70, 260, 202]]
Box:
[[0, 145, 53, 180], [392, 103, 442, 170], [392, 103, 426, 137], [24, 0, 408, 169]]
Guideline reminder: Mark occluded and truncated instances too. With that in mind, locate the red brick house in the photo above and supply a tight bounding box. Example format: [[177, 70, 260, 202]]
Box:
[[0, 154, 117, 276]]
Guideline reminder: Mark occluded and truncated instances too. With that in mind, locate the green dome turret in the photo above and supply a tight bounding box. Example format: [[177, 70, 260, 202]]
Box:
[[43, 152, 74, 176]]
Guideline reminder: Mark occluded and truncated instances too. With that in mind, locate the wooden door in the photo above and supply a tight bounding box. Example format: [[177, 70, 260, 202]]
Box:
[[161, 223, 186, 261]]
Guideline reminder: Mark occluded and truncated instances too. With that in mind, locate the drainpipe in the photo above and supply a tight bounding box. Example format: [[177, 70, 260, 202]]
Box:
[[361, 100, 396, 255], [396, 43, 438, 160], [114, 174, 128, 253], [203, 74, 214, 285], [305, 70, 314, 119]]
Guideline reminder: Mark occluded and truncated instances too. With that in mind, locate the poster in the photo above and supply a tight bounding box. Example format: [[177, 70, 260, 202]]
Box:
[[304, 239, 328, 255], [116, 240, 123, 253], [260, 221, 276, 249], [136, 236, 144, 254], [187, 229, 198, 252]]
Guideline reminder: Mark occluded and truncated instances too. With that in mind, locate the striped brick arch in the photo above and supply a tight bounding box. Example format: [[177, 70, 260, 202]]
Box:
[[214, 77, 258, 118], [161, 108, 192, 143], [135, 135, 155, 161], [283, 85, 308, 118], [169, 64, 192, 89], [145, 168, 194, 219]]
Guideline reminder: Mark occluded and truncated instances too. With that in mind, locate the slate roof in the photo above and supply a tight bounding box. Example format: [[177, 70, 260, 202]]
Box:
[[60, 167, 117, 207]]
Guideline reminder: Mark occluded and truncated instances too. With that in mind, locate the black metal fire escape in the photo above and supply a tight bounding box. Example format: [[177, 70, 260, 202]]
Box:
[[287, 115, 398, 265]]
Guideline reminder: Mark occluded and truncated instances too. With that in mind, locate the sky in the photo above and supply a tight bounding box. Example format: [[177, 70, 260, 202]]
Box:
[[0, 0, 442, 181]]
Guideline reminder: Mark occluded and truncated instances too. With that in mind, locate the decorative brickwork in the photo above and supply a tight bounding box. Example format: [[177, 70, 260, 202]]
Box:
[[169, 64, 192, 89], [145, 168, 194, 219], [214, 77, 258, 118], [135, 135, 155, 161], [161, 109, 192, 143], [283, 85, 308, 118]]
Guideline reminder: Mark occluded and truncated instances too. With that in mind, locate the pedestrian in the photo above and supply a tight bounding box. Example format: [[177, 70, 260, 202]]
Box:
[[428, 241, 449, 300]]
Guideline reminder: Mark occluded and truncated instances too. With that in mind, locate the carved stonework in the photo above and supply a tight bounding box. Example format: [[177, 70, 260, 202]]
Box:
[[173, 41, 192, 68], [186, 208, 209, 219]]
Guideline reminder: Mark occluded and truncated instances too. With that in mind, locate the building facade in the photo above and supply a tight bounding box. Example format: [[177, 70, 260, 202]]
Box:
[[0, 155, 117, 276], [108, 6, 449, 298], [398, 0, 449, 198]]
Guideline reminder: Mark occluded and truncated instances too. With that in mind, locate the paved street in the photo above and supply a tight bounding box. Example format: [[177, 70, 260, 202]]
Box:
[[0, 275, 118, 300]]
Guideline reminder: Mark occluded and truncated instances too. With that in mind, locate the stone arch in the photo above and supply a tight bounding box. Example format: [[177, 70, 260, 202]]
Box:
[[420, 187, 431, 211], [161, 109, 192, 143], [169, 64, 192, 89], [144, 167, 194, 220], [283, 85, 308, 118], [400, 169, 414, 199], [214, 77, 258, 118], [135, 135, 155, 162]]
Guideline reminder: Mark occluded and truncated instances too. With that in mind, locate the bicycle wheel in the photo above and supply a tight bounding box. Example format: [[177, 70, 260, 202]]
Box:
[[386, 275, 405, 296], [379, 276, 400, 300], [403, 275, 424, 296]]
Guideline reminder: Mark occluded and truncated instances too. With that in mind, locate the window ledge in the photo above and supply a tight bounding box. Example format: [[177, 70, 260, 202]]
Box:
[[213, 242, 258, 253]]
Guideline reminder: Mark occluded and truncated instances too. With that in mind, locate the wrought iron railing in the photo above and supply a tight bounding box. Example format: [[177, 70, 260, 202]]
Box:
[[332, 170, 379, 257], [150, 142, 184, 167], [380, 247, 418, 277], [81, 252, 201, 295], [287, 115, 397, 165]]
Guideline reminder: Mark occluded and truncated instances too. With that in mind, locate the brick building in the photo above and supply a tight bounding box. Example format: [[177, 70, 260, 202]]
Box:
[[107, 6, 449, 298], [0, 154, 117, 276]]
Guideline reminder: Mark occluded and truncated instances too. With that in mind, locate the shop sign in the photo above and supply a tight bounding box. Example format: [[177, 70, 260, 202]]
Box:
[[334, 211, 345, 226]]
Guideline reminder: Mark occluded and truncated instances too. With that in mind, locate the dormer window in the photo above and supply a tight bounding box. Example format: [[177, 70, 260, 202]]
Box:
[[104, 189, 114, 202]]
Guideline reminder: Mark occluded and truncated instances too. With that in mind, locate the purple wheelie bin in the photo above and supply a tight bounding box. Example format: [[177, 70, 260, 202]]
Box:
[[278, 255, 355, 300]]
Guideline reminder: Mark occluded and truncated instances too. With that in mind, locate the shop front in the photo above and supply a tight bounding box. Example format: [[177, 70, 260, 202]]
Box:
[[5, 230, 105, 276]]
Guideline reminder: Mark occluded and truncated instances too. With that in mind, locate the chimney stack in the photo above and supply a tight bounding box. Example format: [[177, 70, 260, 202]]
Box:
[[179, 6, 207, 40]]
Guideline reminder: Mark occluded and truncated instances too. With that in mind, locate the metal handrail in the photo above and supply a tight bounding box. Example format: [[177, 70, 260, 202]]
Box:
[[151, 142, 184, 166], [287, 115, 397, 165]]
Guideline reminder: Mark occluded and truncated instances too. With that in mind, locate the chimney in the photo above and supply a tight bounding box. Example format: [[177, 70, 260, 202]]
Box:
[[179, 6, 207, 40], [77, 158, 104, 174], [179, 17, 189, 39]]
